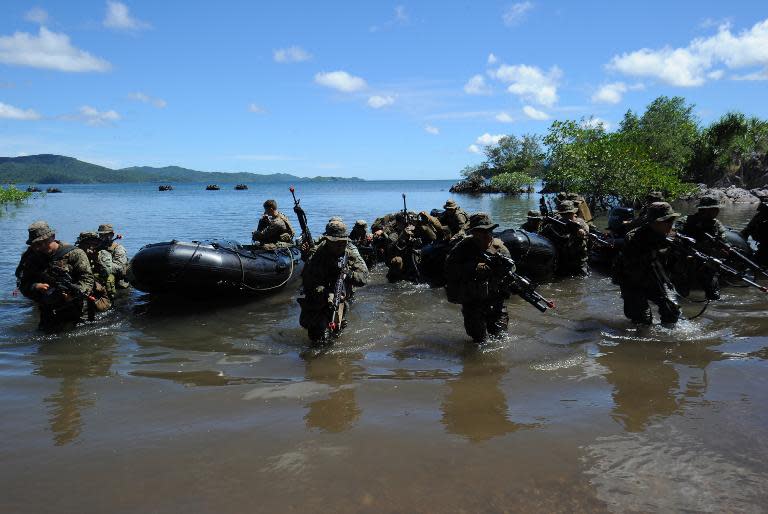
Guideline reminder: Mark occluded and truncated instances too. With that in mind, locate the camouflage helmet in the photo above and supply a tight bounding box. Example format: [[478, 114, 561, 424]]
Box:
[[354, 219, 367, 227], [468, 212, 498, 232], [323, 219, 349, 241], [566, 192, 581, 202], [646, 191, 664, 202], [97, 223, 114, 235], [697, 196, 722, 210], [556, 200, 579, 214], [646, 202, 680, 222], [443, 199, 459, 210], [26, 220, 55, 245], [328, 216, 343, 223], [527, 210, 542, 219], [77, 231, 100, 244]]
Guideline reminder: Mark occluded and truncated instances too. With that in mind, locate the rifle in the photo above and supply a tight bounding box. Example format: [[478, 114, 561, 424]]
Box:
[[482, 252, 555, 312], [402, 193, 410, 225], [704, 233, 768, 280], [668, 234, 768, 293], [328, 252, 349, 333], [41, 267, 97, 305], [545, 215, 614, 248], [289, 186, 314, 253]]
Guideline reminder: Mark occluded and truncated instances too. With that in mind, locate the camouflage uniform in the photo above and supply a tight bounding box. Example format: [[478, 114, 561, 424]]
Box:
[[97, 223, 129, 287], [349, 220, 376, 269], [16, 221, 95, 330], [541, 201, 590, 277], [626, 191, 665, 231], [614, 203, 681, 325], [445, 213, 512, 342], [78, 231, 117, 301], [741, 200, 768, 266], [678, 196, 727, 300], [299, 220, 368, 343], [253, 200, 295, 245], [520, 210, 542, 233], [413, 211, 444, 243], [386, 224, 422, 283], [439, 199, 469, 237]]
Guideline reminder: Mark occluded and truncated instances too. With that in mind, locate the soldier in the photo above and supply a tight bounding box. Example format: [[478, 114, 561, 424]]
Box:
[[541, 200, 590, 277], [97, 223, 129, 288], [15, 221, 95, 330], [445, 213, 512, 343], [614, 202, 681, 326], [520, 210, 543, 233], [741, 199, 768, 266], [413, 211, 444, 243], [566, 192, 593, 224], [439, 199, 469, 237], [678, 196, 728, 300], [626, 191, 665, 231], [75, 232, 114, 311], [298, 220, 368, 344], [252, 199, 295, 246], [349, 220, 370, 242], [349, 219, 376, 269]]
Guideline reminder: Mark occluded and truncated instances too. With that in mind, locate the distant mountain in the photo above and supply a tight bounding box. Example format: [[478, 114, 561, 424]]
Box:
[[0, 155, 362, 184]]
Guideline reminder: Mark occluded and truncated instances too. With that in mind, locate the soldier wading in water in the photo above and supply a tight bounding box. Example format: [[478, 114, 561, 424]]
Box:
[[298, 219, 368, 344], [445, 213, 513, 343]]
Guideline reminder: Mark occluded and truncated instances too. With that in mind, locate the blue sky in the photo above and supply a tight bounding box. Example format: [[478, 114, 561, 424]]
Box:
[[0, 1, 767, 179]]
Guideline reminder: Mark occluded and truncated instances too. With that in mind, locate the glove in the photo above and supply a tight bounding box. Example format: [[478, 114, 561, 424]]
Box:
[[476, 262, 491, 278]]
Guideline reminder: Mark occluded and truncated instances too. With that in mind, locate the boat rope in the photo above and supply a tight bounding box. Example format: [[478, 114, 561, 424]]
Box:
[[228, 246, 297, 292], [686, 299, 711, 320]]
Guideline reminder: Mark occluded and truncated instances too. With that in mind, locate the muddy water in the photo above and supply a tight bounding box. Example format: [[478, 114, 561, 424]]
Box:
[[1, 182, 767, 513]]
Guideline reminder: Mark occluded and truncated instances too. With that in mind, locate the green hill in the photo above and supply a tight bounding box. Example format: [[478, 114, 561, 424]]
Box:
[[0, 155, 362, 184]]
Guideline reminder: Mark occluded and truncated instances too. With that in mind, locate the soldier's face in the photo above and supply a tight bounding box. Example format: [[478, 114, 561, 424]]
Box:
[[31, 237, 56, 255], [471, 229, 493, 249], [99, 233, 112, 243], [651, 219, 675, 236]]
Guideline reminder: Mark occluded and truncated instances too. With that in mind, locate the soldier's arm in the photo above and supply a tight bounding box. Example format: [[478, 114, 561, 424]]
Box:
[[345, 246, 369, 286], [112, 244, 129, 271], [69, 249, 95, 295], [97, 249, 115, 276], [255, 219, 287, 242], [16, 252, 41, 299]]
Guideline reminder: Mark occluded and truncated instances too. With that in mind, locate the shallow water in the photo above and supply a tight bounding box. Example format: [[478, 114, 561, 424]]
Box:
[[1, 182, 767, 513]]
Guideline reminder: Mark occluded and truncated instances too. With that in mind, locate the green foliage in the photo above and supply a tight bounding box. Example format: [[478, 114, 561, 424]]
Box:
[[489, 172, 535, 193], [484, 135, 546, 177], [543, 118, 692, 207], [0, 185, 32, 204]]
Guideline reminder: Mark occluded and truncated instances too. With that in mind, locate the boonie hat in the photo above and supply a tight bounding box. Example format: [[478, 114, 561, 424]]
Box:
[[646, 202, 680, 222], [97, 223, 114, 234], [527, 210, 542, 219], [323, 220, 349, 241], [697, 196, 722, 210], [26, 220, 54, 245], [77, 231, 100, 243], [354, 219, 367, 227], [468, 212, 498, 232], [646, 191, 664, 202], [556, 200, 579, 214], [443, 199, 458, 210]]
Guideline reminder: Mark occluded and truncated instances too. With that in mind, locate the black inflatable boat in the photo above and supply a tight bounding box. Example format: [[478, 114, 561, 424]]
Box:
[[129, 239, 303, 295]]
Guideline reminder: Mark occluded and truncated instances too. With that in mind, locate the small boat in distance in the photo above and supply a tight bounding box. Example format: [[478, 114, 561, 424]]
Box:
[[206, 184, 220, 191], [235, 184, 248, 190], [46, 187, 62, 193], [26, 186, 42, 192], [158, 184, 173, 191]]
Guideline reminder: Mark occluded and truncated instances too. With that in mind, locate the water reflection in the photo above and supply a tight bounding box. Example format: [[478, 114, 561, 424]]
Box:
[[302, 351, 363, 433], [31, 338, 116, 446], [441, 347, 537, 442], [597, 340, 725, 432]]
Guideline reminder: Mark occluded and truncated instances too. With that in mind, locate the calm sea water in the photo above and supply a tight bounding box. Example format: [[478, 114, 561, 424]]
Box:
[[1, 181, 767, 513]]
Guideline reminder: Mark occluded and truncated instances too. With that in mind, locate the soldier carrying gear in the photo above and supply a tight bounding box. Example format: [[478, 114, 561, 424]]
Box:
[[626, 191, 665, 231], [15, 221, 95, 331], [741, 199, 768, 266], [445, 213, 512, 343], [520, 210, 543, 233], [678, 196, 728, 300], [252, 199, 296, 247], [439, 199, 469, 237], [614, 202, 682, 326], [97, 223, 129, 289], [349, 219, 376, 269], [75, 231, 114, 311], [541, 200, 590, 277], [298, 219, 369, 344]]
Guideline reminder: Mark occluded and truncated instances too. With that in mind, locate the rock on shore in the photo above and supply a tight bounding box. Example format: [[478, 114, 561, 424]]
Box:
[[681, 183, 768, 203]]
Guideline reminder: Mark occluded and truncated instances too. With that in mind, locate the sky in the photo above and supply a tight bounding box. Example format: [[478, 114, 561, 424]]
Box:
[[0, 1, 767, 179]]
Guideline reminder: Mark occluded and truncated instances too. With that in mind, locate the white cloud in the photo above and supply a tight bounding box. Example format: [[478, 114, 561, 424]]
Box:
[[0, 101, 41, 120], [496, 111, 514, 123], [314, 71, 367, 93], [522, 105, 550, 120], [104, 1, 150, 31], [78, 105, 120, 126], [395, 5, 409, 22], [732, 69, 768, 81], [468, 144, 481, 154], [490, 64, 561, 106], [273, 46, 311, 63], [608, 18, 768, 87], [582, 117, 611, 130], [592, 82, 628, 104], [128, 91, 166, 108], [370, 5, 409, 32], [464, 74, 492, 95], [502, 2, 534, 26], [424, 125, 439, 135], [368, 95, 395, 108], [708, 69, 725, 80], [487, 53, 498, 65], [248, 103, 266, 113], [0, 27, 111, 72], [24, 7, 49, 25], [476, 133, 505, 146]]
